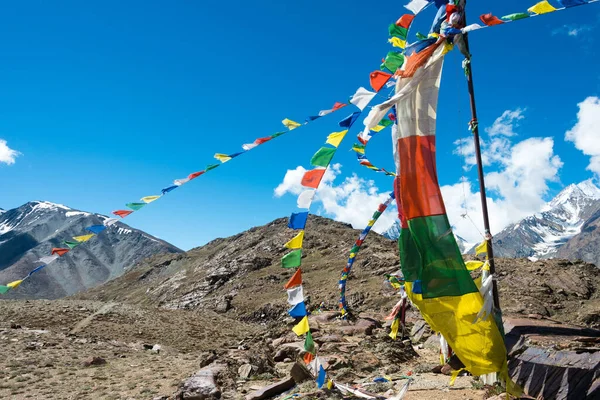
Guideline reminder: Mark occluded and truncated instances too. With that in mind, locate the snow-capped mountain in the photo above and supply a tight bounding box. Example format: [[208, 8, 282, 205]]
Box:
[[491, 180, 600, 260], [0, 201, 181, 299], [382, 220, 471, 254]]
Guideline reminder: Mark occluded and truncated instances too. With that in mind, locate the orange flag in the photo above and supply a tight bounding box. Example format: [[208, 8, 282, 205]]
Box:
[[301, 169, 326, 189], [303, 352, 315, 365], [284, 269, 302, 289], [112, 210, 133, 218], [369, 71, 393, 92], [51, 248, 70, 257]]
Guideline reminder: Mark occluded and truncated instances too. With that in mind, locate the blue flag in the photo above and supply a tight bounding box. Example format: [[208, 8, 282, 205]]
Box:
[[161, 185, 178, 195], [317, 365, 326, 388], [288, 302, 307, 318], [86, 225, 106, 234], [338, 112, 361, 128], [288, 212, 308, 230], [558, 0, 587, 6], [26, 265, 46, 278]]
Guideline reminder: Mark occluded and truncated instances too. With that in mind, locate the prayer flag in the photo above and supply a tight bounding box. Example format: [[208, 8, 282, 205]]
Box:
[[301, 169, 326, 189], [381, 51, 405, 73], [371, 124, 386, 132], [405, 0, 431, 14], [271, 131, 286, 138], [113, 210, 133, 218], [188, 171, 205, 180], [319, 102, 346, 116], [297, 189, 316, 209], [369, 71, 392, 92], [388, 37, 407, 49], [317, 365, 326, 388], [126, 203, 146, 211], [174, 178, 190, 186], [466, 260, 484, 271], [287, 285, 304, 305], [86, 225, 106, 234], [282, 250, 302, 269], [389, 24, 408, 39], [326, 130, 348, 148], [480, 13, 504, 26], [103, 218, 119, 226], [73, 234, 95, 242], [63, 240, 80, 249], [141, 195, 160, 203], [461, 24, 484, 33], [284, 230, 304, 249], [292, 316, 310, 336], [310, 147, 336, 168], [501, 13, 529, 21], [284, 268, 302, 289], [350, 87, 377, 111], [475, 240, 488, 255], [162, 185, 178, 194], [38, 255, 60, 265], [26, 265, 46, 278], [559, 0, 587, 6], [288, 302, 308, 318], [338, 112, 361, 128], [303, 352, 314, 364], [304, 331, 315, 353], [528, 0, 557, 14], [205, 164, 219, 171], [7, 280, 23, 289], [51, 248, 70, 256], [389, 318, 400, 340], [288, 212, 309, 230], [214, 153, 232, 163], [0, 286, 10, 294], [396, 14, 415, 29], [282, 118, 302, 130], [352, 144, 366, 154]]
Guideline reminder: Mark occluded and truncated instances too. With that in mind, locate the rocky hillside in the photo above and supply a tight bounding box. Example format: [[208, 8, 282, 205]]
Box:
[[78, 216, 600, 329], [0, 201, 181, 299]]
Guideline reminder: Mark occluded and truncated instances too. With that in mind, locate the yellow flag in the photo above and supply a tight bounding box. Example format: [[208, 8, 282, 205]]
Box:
[[282, 118, 302, 130], [141, 195, 160, 203], [465, 260, 484, 271], [292, 316, 310, 336], [325, 130, 348, 147], [528, 0, 556, 14], [367, 219, 375, 227], [7, 280, 23, 289], [389, 318, 400, 340], [370, 124, 386, 132], [284, 230, 304, 249], [214, 153, 232, 163], [388, 37, 406, 49], [475, 240, 488, 255], [73, 234, 95, 242]]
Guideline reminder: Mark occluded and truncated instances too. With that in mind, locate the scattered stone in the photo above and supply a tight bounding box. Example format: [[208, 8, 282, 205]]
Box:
[[10, 323, 21, 329], [244, 377, 295, 400], [152, 344, 162, 354], [82, 357, 106, 367], [238, 364, 253, 379], [289, 362, 312, 384], [176, 362, 225, 400]]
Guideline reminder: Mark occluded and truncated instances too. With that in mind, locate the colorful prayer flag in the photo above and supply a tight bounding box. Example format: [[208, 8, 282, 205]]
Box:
[[389, 318, 400, 340], [73, 234, 95, 242], [288, 212, 309, 230], [297, 189, 316, 209], [113, 210, 133, 218], [287, 285, 304, 305], [126, 203, 146, 211], [86, 225, 106, 234], [528, 0, 557, 14], [352, 144, 366, 154], [38, 255, 60, 264], [388, 37, 407, 49], [350, 87, 377, 111], [389, 24, 408, 39], [480, 13, 504, 26], [205, 164, 219, 171], [174, 178, 190, 186], [338, 112, 361, 128], [310, 147, 336, 168], [141, 195, 161, 203], [162, 185, 178, 194], [288, 302, 308, 318], [284, 230, 304, 249], [501, 13, 530, 21], [381, 51, 405, 73], [370, 71, 393, 92], [51, 248, 70, 256], [284, 269, 302, 289], [558, 0, 587, 6], [319, 102, 346, 116], [188, 171, 205, 180], [466, 260, 485, 271], [63, 240, 80, 249], [396, 14, 415, 29], [303, 352, 314, 364], [405, 0, 430, 14], [316, 365, 326, 388], [475, 240, 488, 255], [214, 153, 232, 163], [282, 250, 302, 269], [304, 331, 315, 353], [282, 118, 302, 130], [26, 265, 46, 278], [7, 280, 23, 289], [325, 130, 348, 148], [292, 316, 310, 336], [103, 218, 119, 226], [301, 169, 326, 189]]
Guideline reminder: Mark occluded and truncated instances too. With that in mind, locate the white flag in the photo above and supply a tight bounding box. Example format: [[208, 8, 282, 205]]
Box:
[[297, 190, 316, 209], [286, 285, 304, 306], [37, 255, 60, 265], [405, 0, 430, 14], [350, 87, 377, 111], [174, 178, 190, 186], [103, 218, 119, 226]]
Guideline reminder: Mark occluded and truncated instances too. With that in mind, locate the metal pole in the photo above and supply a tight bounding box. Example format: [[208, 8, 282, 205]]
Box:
[[460, 31, 502, 315]]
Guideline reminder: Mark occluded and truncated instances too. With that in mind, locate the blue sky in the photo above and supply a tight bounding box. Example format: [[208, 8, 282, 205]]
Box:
[[1, 0, 599, 250]]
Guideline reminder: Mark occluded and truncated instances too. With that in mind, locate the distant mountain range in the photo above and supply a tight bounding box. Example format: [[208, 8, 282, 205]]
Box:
[[0, 201, 181, 299]]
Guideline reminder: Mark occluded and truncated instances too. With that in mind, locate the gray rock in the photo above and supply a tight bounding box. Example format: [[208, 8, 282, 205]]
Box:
[[238, 364, 253, 379], [244, 377, 295, 400], [177, 362, 225, 400]]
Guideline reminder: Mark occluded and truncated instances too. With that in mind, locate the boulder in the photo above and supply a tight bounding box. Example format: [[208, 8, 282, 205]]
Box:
[[176, 362, 225, 400], [244, 377, 295, 400]]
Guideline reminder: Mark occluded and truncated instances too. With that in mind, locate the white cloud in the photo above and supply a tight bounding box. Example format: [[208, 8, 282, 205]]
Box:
[[274, 163, 397, 233], [447, 109, 562, 244], [0, 139, 21, 165], [565, 96, 600, 177], [552, 24, 593, 37]]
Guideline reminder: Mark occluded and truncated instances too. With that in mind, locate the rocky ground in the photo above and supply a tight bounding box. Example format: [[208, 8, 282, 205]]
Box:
[[1, 217, 599, 399]]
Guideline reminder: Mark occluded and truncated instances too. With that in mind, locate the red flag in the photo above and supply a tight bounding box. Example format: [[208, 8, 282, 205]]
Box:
[[113, 210, 133, 218], [395, 14, 414, 29], [188, 171, 205, 180], [283, 269, 302, 289], [51, 248, 70, 257], [369, 71, 393, 92], [480, 13, 504, 26], [358, 136, 368, 145], [445, 4, 459, 21], [255, 137, 272, 145], [301, 169, 326, 189], [303, 352, 314, 364], [332, 102, 346, 111]]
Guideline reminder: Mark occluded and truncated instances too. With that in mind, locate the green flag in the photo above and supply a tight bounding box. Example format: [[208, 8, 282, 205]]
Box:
[[381, 52, 405, 73], [0, 285, 10, 294], [388, 24, 407, 39], [416, 32, 427, 40], [379, 118, 393, 128], [126, 202, 146, 211], [350, 245, 360, 254], [304, 331, 315, 354], [63, 241, 80, 249], [501, 13, 529, 21], [281, 250, 302, 268], [205, 164, 219, 171], [270, 131, 286, 138], [310, 147, 336, 168]]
